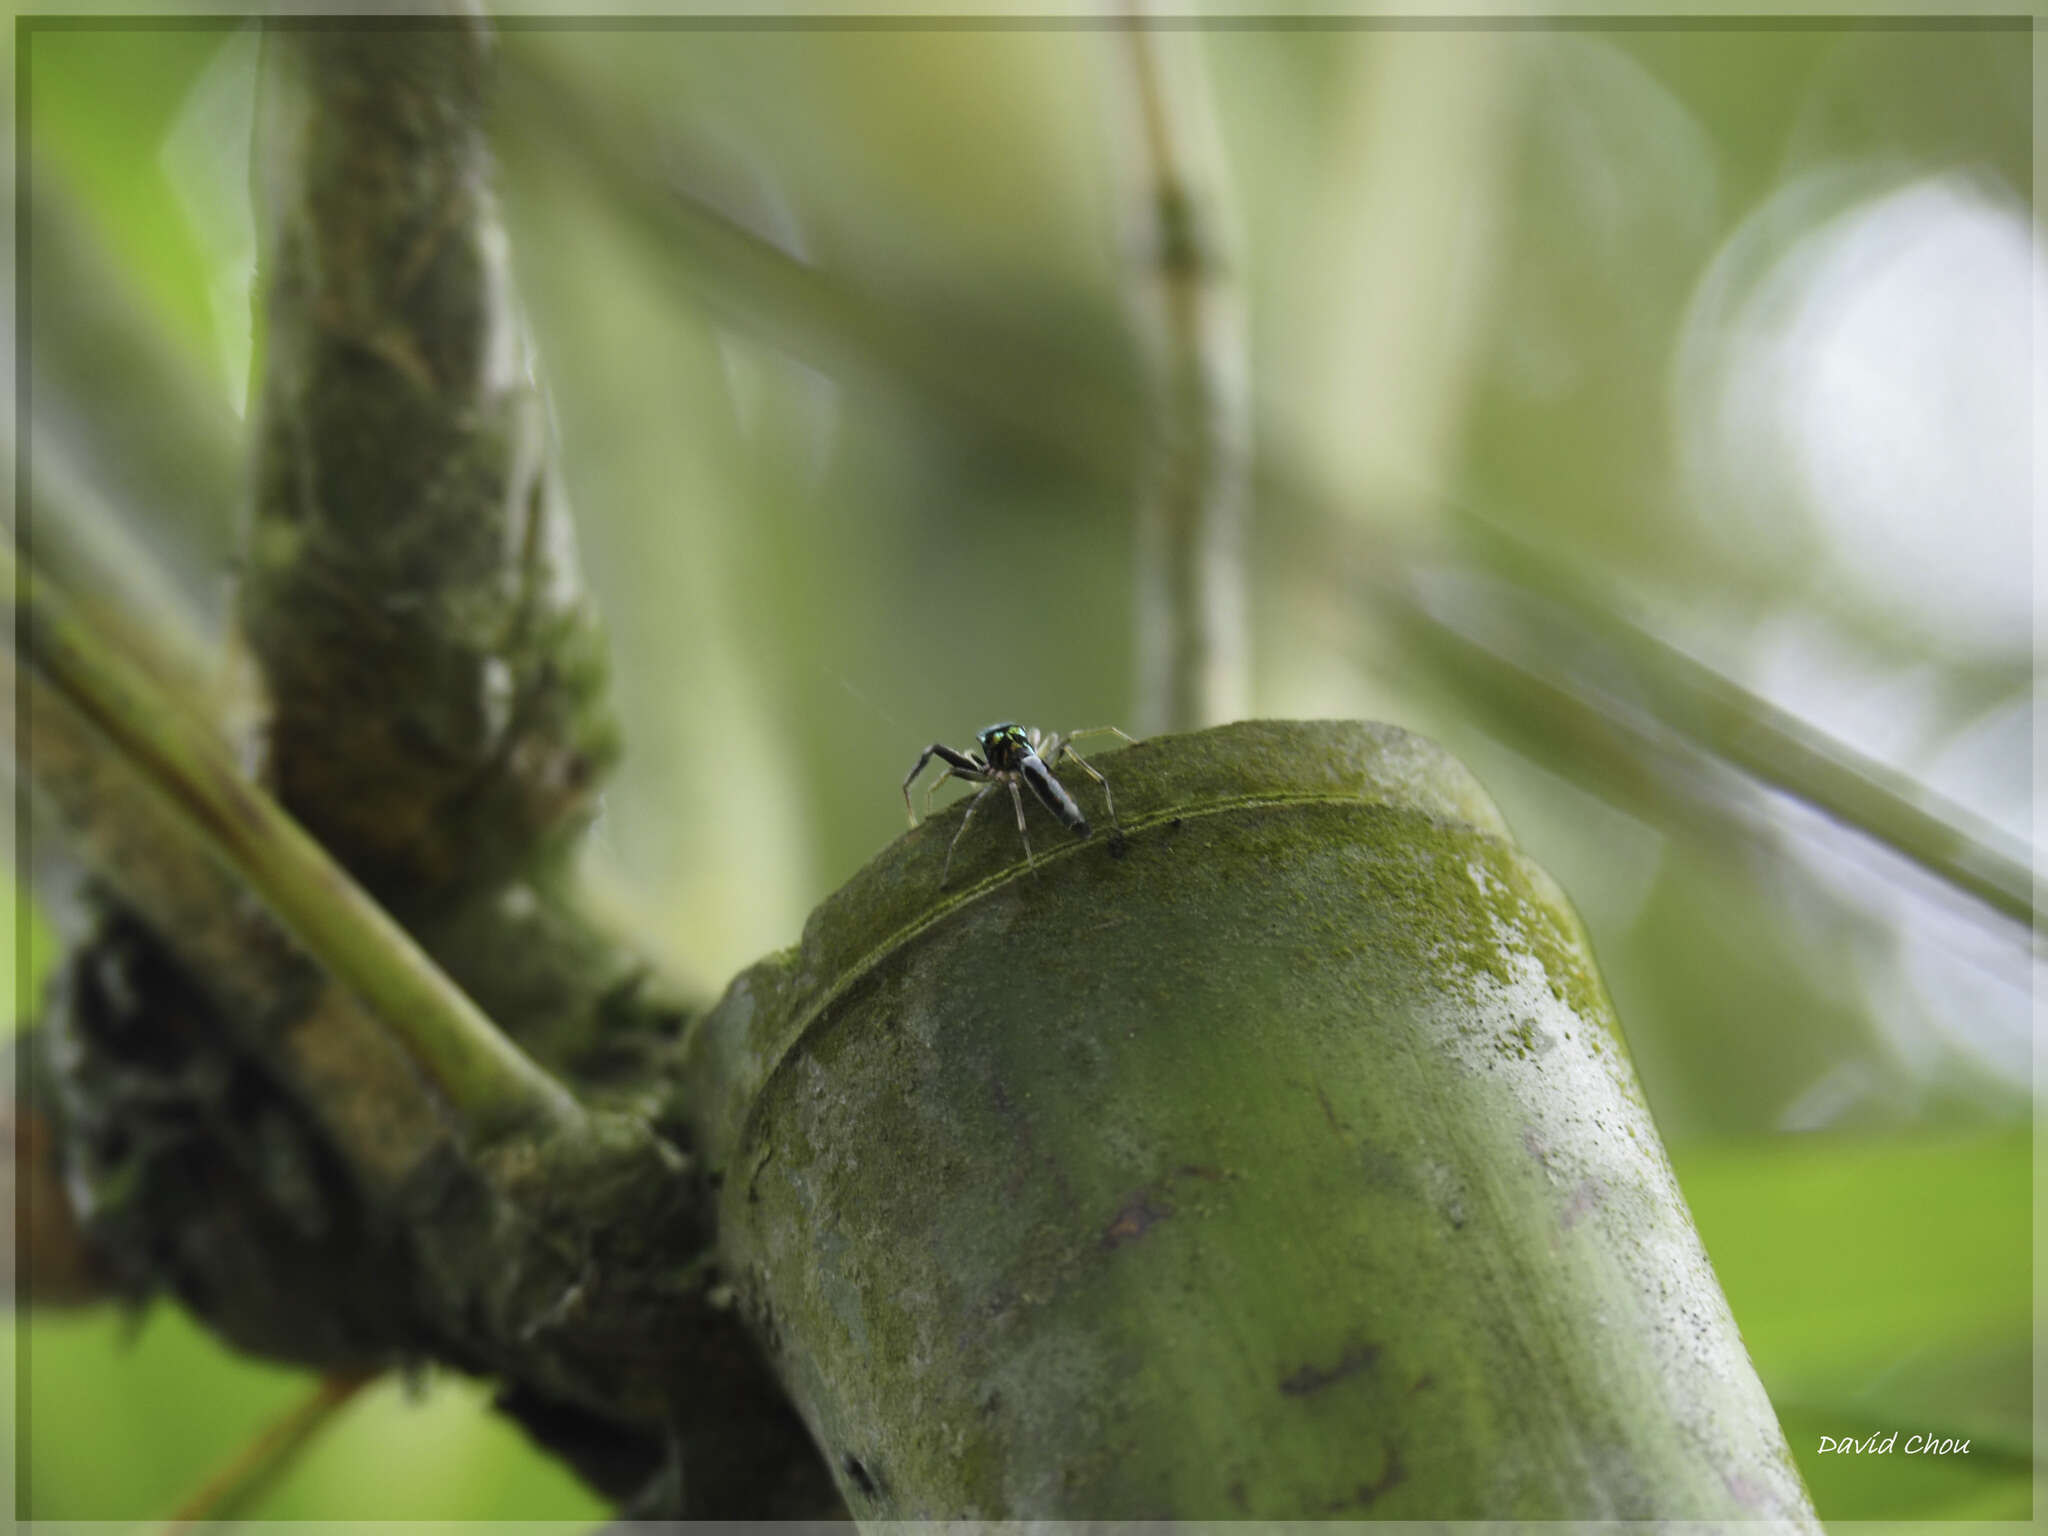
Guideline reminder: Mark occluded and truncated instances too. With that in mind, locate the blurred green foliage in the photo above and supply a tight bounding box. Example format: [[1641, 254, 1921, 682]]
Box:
[[27, 29, 223, 367], [9, 15, 2031, 1523], [1686, 1131, 2032, 1520], [18, 1308, 603, 1519]]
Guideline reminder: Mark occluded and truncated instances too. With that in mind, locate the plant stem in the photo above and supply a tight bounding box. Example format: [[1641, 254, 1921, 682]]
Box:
[[14, 658, 453, 1194], [1394, 559, 2033, 928], [1110, 6, 1251, 733], [9, 545, 582, 1145]]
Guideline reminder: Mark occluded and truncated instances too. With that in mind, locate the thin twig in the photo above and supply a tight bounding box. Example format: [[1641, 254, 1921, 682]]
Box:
[[163, 1369, 378, 1526], [1110, 4, 1251, 733], [8, 546, 582, 1145]]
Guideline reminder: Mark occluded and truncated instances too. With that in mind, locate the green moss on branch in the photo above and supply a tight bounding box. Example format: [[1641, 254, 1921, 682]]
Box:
[[245, 18, 616, 907]]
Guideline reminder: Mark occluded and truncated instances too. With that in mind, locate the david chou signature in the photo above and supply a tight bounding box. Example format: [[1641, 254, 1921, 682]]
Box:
[[1818, 1433, 1971, 1456]]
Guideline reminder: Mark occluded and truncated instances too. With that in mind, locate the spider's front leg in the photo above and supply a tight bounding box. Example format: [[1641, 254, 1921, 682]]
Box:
[[1044, 727, 1137, 837], [1006, 776, 1037, 872], [903, 743, 986, 826], [1053, 748, 1121, 836], [1059, 726, 1140, 752]]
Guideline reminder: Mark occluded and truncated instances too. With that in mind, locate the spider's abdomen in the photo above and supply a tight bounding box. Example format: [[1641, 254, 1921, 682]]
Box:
[[1021, 752, 1090, 838]]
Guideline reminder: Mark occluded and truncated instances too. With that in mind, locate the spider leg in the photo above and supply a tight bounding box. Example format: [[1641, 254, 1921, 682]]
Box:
[[904, 743, 984, 826], [1044, 728, 1133, 834], [1007, 775, 1037, 874], [1054, 746, 1122, 835], [1061, 726, 1139, 751], [926, 763, 992, 821], [941, 783, 998, 886]]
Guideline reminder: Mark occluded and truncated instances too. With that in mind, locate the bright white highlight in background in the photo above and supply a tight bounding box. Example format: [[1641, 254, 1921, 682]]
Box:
[[1676, 171, 2037, 1107], [1682, 171, 2037, 658]]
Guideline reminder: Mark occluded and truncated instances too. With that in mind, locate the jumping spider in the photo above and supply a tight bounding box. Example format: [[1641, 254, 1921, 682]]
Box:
[[903, 723, 1136, 884]]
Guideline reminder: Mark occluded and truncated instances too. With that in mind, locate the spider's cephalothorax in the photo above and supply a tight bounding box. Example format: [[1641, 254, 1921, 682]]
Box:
[[903, 722, 1137, 884]]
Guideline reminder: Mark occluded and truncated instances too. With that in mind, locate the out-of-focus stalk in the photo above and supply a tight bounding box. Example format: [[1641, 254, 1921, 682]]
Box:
[[18, 437, 226, 729], [1106, 7, 1250, 734], [1391, 555, 2033, 930]]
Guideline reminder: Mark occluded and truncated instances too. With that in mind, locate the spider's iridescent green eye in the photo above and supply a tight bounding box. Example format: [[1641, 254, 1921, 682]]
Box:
[[979, 722, 1029, 765]]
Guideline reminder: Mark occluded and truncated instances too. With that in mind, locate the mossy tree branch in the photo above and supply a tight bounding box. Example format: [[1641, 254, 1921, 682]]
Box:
[[244, 13, 615, 909], [238, 15, 698, 1101], [677, 721, 1819, 1521], [14, 633, 821, 1508]]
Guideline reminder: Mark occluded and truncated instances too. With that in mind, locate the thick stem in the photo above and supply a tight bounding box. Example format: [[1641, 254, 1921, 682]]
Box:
[[237, 15, 671, 1101], [685, 721, 1818, 1521]]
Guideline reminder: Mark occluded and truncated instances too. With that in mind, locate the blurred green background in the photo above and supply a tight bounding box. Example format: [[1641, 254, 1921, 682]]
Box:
[[7, 14, 2033, 1524]]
